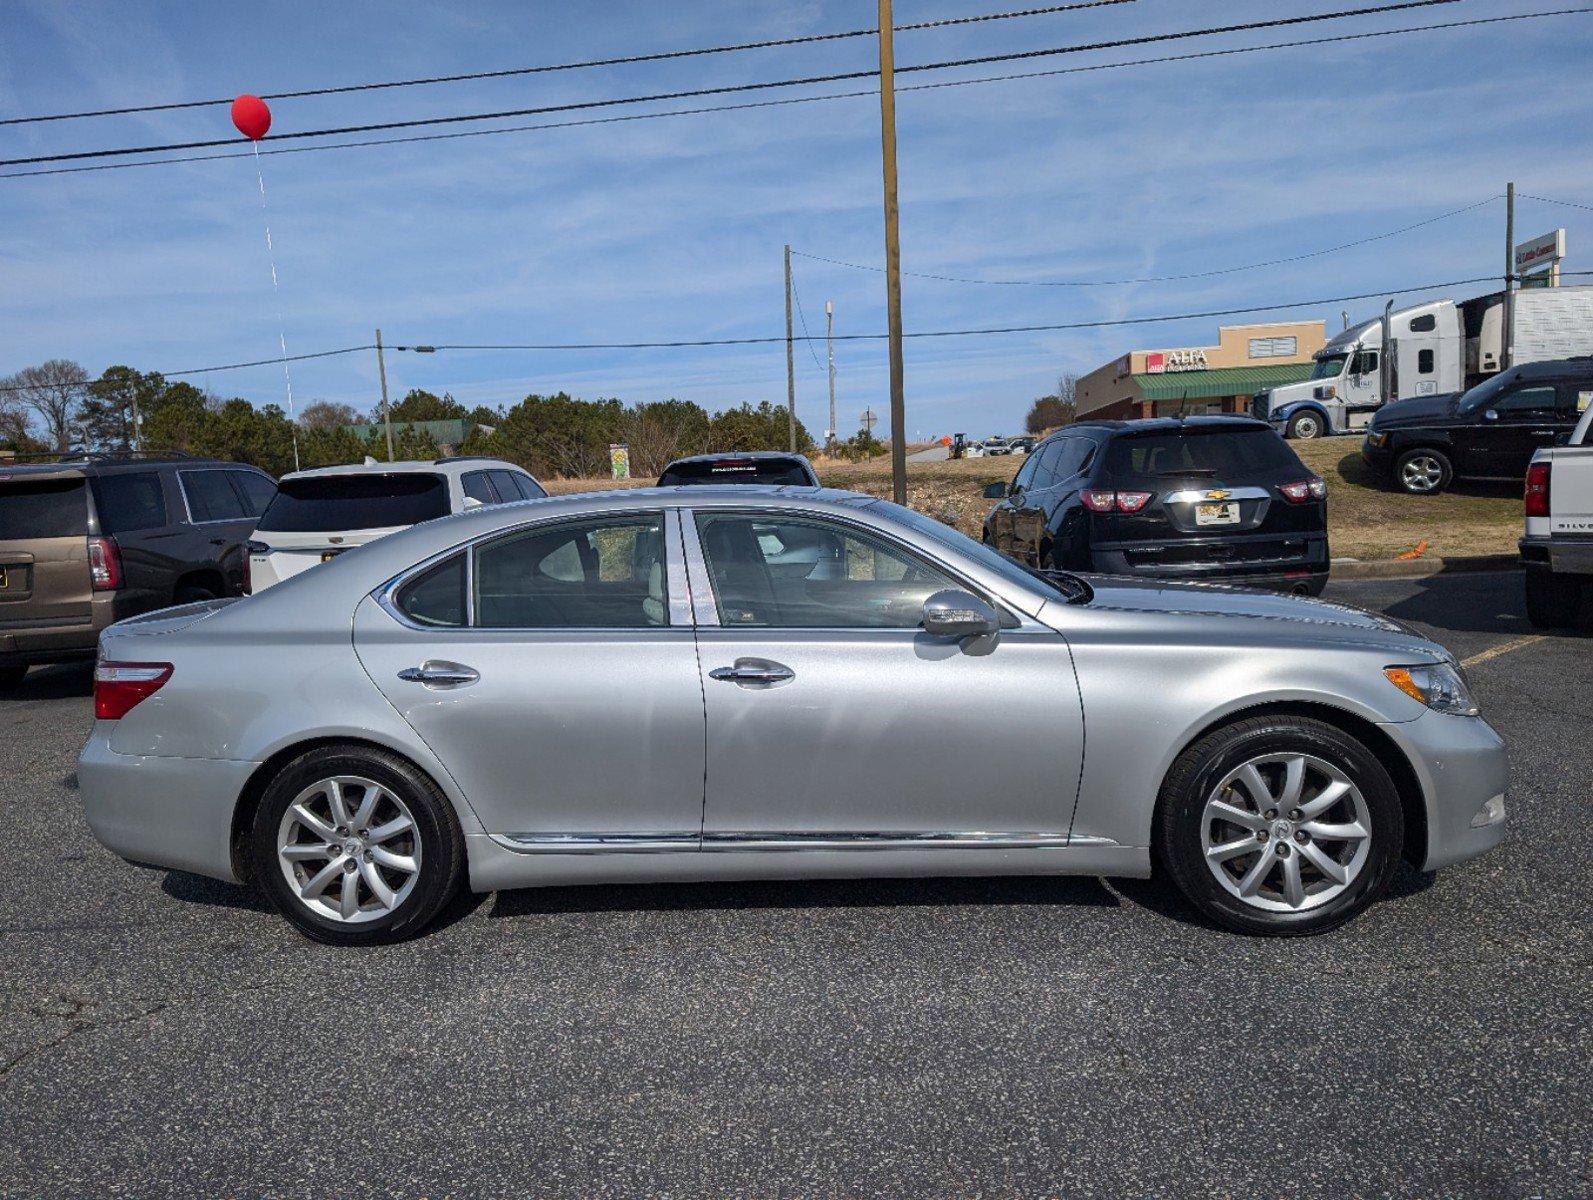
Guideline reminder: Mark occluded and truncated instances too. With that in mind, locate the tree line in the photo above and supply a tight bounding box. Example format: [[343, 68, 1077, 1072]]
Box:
[[0, 359, 819, 479]]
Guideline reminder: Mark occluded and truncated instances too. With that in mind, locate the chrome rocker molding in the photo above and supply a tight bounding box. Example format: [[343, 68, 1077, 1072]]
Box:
[[490, 830, 1116, 854]]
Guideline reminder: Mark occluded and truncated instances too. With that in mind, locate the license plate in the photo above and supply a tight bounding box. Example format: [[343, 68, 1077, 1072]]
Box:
[[1196, 502, 1240, 526]]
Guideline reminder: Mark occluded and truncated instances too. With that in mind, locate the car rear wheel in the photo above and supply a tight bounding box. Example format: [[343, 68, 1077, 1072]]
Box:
[[1285, 411, 1323, 440], [1157, 715, 1402, 936], [1524, 567, 1582, 629], [1394, 448, 1452, 495], [250, 745, 464, 945], [0, 664, 27, 692]]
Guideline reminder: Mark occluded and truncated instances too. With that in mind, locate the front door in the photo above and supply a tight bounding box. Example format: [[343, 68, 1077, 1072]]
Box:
[[686, 508, 1085, 846], [353, 509, 706, 840], [1471, 383, 1564, 477]]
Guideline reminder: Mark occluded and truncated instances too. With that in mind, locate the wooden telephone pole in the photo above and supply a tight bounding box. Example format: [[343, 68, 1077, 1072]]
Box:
[[877, 0, 907, 503], [784, 244, 797, 453]]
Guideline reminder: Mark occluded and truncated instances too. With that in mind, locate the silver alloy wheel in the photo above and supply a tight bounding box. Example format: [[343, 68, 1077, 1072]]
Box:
[[1199, 752, 1372, 914], [276, 776, 422, 924], [1400, 454, 1444, 492]]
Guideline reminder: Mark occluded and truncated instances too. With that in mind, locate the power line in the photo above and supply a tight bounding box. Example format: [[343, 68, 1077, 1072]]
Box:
[[789, 269, 827, 373], [6, 7, 1584, 181], [794, 196, 1504, 287], [1520, 192, 1593, 213], [0, 2, 1461, 168], [0, 1, 1135, 127]]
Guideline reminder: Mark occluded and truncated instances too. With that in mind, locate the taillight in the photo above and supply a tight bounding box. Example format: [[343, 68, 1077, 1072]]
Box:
[[94, 661, 173, 720], [1116, 491, 1153, 513], [1525, 461, 1551, 518], [245, 540, 270, 596], [88, 536, 122, 590], [1279, 478, 1327, 504], [1082, 490, 1153, 513]]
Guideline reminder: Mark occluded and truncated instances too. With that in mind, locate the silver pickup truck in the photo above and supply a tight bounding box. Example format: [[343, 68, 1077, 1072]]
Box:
[[1521, 399, 1593, 627]]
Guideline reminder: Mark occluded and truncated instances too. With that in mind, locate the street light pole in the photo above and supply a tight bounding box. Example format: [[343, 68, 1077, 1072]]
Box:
[[375, 328, 395, 462], [876, 0, 908, 504], [1504, 181, 1516, 370], [825, 299, 837, 454]]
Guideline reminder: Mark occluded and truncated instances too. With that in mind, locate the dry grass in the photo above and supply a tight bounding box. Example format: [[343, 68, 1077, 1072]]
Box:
[[542, 439, 1525, 562]]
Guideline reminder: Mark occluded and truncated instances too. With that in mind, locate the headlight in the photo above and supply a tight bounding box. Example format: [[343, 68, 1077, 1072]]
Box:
[[1365, 432, 1388, 448], [1383, 662, 1479, 716]]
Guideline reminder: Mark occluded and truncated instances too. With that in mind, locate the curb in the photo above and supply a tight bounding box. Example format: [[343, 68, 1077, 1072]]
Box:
[[1331, 554, 1519, 581]]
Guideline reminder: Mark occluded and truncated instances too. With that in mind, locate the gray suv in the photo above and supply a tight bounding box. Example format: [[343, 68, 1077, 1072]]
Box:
[[0, 451, 276, 688]]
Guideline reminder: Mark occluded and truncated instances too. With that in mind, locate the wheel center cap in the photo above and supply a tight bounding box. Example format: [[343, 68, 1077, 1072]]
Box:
[[1271, 821, 1292, 841], [343, 838, 364, 856]]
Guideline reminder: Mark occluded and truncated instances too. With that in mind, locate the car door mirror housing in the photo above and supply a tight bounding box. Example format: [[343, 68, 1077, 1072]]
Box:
[[982, 482, 1009, 499], [921, 589, 1000, 639]]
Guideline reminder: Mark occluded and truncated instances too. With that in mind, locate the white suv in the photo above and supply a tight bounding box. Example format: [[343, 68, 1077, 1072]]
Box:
[[248, 457, 544, 592]]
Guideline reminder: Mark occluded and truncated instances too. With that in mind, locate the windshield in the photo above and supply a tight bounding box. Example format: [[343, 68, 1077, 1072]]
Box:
[[256, 472, 448, 533], [1455, 370, 1518, 414], [0, 477, 88, 540], [1104, 428, 1302, 482], [1309, 353, 1349, 381], [659, 458, 814, 486], [865, 499, 1088, 605]]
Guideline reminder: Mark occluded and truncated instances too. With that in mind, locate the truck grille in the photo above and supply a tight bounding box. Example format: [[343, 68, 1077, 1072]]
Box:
[[1250, 394, 1271, 421]]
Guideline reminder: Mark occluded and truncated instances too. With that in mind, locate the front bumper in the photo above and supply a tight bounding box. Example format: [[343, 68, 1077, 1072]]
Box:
[[78, 728, 256, 883], [1360, 437, 1396, 475], [1380, 709, 1508, 872]]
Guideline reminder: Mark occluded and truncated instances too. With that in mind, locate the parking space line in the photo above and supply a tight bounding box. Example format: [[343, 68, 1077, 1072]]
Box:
[[1460, 634, 1548, 669]]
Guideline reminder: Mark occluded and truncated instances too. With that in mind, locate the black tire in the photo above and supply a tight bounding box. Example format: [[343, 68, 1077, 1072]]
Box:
[[1156, 715, 1403, 936], [250, 745, 465, 945], [0, 664, 27, 692], [1524, 567, 1582, 630], [1393, 447, 1452, 495], [1285, 411, 1323, 440]]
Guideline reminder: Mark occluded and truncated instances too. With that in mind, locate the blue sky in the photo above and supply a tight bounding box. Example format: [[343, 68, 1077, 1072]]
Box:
[[3, 0, 1592, 439]]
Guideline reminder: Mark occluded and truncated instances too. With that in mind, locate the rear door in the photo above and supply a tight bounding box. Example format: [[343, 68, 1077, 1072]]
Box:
[[1472, 383, 1564, 477], [89, 470, 178, 609], [0, 472, 91, 631]]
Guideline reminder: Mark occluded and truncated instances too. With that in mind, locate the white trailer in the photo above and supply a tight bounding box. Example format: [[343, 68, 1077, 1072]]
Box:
[[1253, 285, 1593, 438]]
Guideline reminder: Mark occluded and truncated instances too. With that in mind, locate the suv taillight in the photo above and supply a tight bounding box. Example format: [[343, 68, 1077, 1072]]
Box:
[[88, 536, 122, 590], [245, 540, 270, 595], [1525, 461, 1552, 518], [1279, 478, 1328, 504], [1082, 490, 1153, 514], [94, 661, 172, 720]]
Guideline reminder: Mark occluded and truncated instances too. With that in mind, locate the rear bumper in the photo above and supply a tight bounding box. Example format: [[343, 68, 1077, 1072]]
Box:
[[1520, 534, 1593, 575], [0, 592, 145, 666], [1088, 534, 1330, 593], [78, 729, 255, 883], [1381, 710, 1508, 872]]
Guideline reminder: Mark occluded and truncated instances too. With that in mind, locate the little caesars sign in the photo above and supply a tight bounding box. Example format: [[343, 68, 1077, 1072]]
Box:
[[1144, 347, 1209, 374]]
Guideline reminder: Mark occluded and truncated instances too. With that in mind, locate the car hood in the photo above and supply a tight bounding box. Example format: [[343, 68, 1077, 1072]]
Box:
[[1368, 393, 1461, 430], [1076, 575, 1442, 655]]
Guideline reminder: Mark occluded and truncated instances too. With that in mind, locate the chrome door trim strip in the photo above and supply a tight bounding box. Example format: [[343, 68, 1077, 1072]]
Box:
[[490, 831, 1115, 855], [1162, 486, 1271, 505]]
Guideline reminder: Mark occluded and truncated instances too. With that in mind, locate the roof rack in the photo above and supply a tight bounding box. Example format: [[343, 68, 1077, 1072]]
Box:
[[1, 448, 205, 464], [433, 455, 502, 465]]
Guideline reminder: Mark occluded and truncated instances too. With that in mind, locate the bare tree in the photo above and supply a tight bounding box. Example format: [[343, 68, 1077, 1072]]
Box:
[[298, 401, 361, 432], [1025, 372, 1080, 435], [0, 387, 29, 446], [0, 359, 89, 451]]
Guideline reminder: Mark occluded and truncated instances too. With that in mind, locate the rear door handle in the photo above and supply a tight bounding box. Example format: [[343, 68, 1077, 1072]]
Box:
[[709, 659, 794, 686], [397, 660, 480, 687]]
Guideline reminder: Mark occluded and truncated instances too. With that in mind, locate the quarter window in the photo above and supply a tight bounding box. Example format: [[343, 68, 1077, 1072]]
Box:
[[231, 471, 277, 517], [474, 515, 667, 628], [395, 553, 467, 628], [695, 513, 959, 629], [180, 470, 248, 522], [91, 472, 167, 534]]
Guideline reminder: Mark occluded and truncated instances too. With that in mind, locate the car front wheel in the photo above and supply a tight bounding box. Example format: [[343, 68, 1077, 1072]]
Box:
[[1395, 448, 1452, 494], [251, 745, 464, 945], [1157, 715, 1403, 936]]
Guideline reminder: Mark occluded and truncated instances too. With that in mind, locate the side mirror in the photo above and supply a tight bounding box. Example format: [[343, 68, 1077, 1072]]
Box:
[[1482, 409, 1499, 422], [922, 589, 1000, 640], [462, 495, 486, 509], [982, 481, 1009, 499]]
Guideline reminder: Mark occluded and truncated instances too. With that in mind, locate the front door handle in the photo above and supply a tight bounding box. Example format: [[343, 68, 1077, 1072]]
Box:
[[709, 659, 794, 686], [397, 660, 480, 687]]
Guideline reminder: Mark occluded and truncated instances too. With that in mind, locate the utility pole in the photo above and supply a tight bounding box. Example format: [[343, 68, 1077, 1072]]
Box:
[[784, 244, 797, 453], [1504, 181, 1516, 370], [375, 328, 395, 462], [825, 299, 837, 454], [877, 0, 907, 504]]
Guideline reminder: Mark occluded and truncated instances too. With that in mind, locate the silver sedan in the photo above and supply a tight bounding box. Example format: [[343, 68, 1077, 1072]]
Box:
[[79, 487, 1506, 944]]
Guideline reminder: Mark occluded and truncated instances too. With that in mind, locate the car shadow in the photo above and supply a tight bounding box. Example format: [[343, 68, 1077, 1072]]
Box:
[[161, 871, 273, 913], [488, 872, 1120, 919], [1, 662, 93, 701], [1110, 860, 1434, 930]]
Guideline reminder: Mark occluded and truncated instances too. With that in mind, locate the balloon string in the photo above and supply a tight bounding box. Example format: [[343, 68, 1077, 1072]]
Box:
[[252, 141, 300, 472]]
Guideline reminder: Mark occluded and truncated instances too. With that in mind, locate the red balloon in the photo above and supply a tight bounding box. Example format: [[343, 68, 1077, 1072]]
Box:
[[231, 94, 271, 140]]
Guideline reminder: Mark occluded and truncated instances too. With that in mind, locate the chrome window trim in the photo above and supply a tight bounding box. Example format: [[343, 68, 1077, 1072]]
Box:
[[491, 830, 1119, 855], [681, 504, 1045, 634], [373, 506, 679, 633]]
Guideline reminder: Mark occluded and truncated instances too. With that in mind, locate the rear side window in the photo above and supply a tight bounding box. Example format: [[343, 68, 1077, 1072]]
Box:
[[474, 516, 667, 628], [181, 470, 248, 522], [1104, 429, 1302, 481], [489, 470, 532, 502], [92, 472, 167, 534], [256, 473, 449, 533], [659, 458, 814, 486], [462, 471, 498, 505], [0, 477, 87, 539]]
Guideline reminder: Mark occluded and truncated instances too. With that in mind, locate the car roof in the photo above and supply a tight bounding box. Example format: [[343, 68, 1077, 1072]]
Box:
[[279, 457, 525, 482], [1058, 415, 1272, 440], [0, 454, 238, 478], [1503, 356, 1593, 382], [662, 451, 815, 467]]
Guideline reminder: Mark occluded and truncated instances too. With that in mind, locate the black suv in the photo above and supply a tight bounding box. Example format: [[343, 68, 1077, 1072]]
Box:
[[1362, 358, 1593, 494], [983, 416, 1329, 594], [0, 452, 276, 687]]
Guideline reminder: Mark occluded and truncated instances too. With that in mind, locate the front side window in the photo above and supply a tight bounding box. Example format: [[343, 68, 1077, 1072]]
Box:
[[695, 513, 958, 629], [1351, 350, 1379, 377], [1493, 386, 1558, 415], [91, 472, 167, 534], [474, 515, 667, 628], [180, 470, 248, 522]]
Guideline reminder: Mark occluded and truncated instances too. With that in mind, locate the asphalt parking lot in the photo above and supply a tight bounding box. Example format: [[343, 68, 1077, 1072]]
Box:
[[1, 570, 1588, 1199]]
